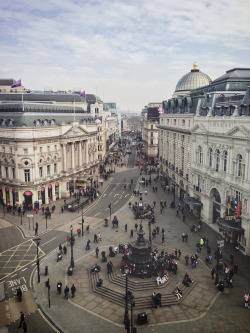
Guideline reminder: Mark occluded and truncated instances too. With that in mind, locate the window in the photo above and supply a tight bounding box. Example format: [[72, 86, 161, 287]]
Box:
[[235, 191, 241, 202], [216, 150, 220, 172], [151, 132, 153, 137], [197, 174, 201, 189], [40, 147, 42, 153], [209, 148, 213, 167], [167, 119, 169, 124], [54, 163, 57, 173], [223, 151, 228, 172], [54, 145, 57, 150], [12, 168, 15, 179], [47, 146, 50, 152], [151, 139, 153, 145], [174, 119, 176, 125], [5, 167, 8, 178], [237, 154, 242, 177], [181, 147, 184, 171], [23, 148, 28, 154], [182, 119, 185, 126], [47, 165, 50, 175], [10, 148, 12, 153], [198, 146, 203, 164], [24, 169, 30, 182], [39, 167, 43, 177], [151, 125, 153, 129]]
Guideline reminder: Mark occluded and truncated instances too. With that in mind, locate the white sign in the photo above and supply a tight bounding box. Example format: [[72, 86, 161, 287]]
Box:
[[6, 277, 28, 295]]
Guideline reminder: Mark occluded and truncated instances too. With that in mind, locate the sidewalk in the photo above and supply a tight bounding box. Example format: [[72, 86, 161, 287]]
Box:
[[32, 170, 250, 333]]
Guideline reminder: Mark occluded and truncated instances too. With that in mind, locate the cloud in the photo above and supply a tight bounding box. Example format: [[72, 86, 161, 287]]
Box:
[[0, 0, 250, 111]]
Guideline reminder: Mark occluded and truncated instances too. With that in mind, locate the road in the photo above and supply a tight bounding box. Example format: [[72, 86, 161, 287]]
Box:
[[0, 144, 139, 332]]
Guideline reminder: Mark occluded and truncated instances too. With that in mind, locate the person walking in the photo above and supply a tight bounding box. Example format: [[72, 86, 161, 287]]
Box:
[[64, 285, 69, 299], [57, 281, 62, 294], [162, 234, 165, 245], [176, 209, 179, 217], [160, 207, 163, 214], [86, 225, 90, 234], [22, 321, 27, 333], [71, 284, 76, 298], [182, 233, 185, 242], [94, 234, 98, 243], [98, 233, 102, 241], [86, 239, 90, 250], [95, 247, 99, 258], [18, 311, 25, 328], [130, 229, 134, 238], [135, 223, 138, 232], [153, 201, 156, 207], [211, 267, 215, 279], [185, 255, 189, 266], [59, 244, 62, 254]]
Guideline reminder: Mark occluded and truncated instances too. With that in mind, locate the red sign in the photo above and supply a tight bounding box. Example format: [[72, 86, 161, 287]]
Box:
[[48, 184, 52, 189], [55, 182, 59, 187], [5, 187, 9, 191], [236, 201, 241, 218], [12, 189, 15, 193], [24, 191, 33, 196], [41, 187, 45, 192]]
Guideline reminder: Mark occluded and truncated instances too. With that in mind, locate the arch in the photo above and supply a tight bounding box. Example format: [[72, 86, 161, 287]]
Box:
[[209, 187, 222, 224]]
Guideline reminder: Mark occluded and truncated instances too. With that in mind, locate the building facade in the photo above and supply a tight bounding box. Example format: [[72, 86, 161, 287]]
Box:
[[0, 82, 116, 208], [159, 64, 211, 201], [189, 68, 250, 255]]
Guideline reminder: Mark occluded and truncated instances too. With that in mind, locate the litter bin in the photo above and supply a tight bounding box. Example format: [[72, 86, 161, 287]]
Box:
[[137, 312, 147, 325], [45, 265, 48, 276], [68, 266, 73, 276]]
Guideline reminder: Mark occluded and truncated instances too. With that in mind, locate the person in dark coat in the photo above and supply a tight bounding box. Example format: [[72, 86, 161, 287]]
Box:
[[71, 284, 76, 298], [18, 312, 25, 328]]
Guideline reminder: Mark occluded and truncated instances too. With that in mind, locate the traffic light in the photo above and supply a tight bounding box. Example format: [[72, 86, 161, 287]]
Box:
[[45, 279, 50, 288], [108, 203, 111, 209]]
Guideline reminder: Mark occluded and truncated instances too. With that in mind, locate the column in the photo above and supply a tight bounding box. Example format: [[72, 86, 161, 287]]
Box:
[[85, 141, 89, 165], [79, 141, 82, 167], [71, 142, 75, 169], [63, 144, 67, 172]]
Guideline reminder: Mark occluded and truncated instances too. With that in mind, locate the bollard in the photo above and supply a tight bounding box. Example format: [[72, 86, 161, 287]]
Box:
[[45, 265, 48, 276]]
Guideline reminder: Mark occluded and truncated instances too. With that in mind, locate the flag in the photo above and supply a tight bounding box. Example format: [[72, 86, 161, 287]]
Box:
[[11, 79, 21, 88], [80, 90, 85, 97]]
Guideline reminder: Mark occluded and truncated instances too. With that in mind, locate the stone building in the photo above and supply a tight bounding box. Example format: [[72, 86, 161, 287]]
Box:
[[0, 84, 112, 208], [159, 63, 211, 201], [189, 68, 250, 255]]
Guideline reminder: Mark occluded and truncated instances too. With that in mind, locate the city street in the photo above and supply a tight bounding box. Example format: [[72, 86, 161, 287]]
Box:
[[1, 149, 250, 333]]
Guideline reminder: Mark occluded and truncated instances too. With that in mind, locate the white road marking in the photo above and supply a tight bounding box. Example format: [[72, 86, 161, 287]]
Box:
[[21, 268, 27, 272], [94, 212, 101, 216], [41, 237, 56, 247], [105, 208, 108, 210], [103, 194, 107, 197], [11, 274, 17, 278], [114, 194, 119, 197], [114, 201, 119, 205], [31, 263, 36, 266], [125, 194, 129, 197]]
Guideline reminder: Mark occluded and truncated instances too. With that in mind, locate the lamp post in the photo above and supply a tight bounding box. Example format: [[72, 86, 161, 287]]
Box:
[[70, 225, 74, 268], [34, 238, 41, 283], [108, 203, 111, 220], [81, 206, 84, 236], [172, 182, 176, 208], [124, 266, 130, 332], [214, 248, 220, 285], [90, 176, 93, 202]]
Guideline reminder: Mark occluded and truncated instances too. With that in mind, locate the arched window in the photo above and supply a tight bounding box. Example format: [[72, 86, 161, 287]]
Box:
[[223, 151, 228, 172], [198, 146, 203, 164], [209, 148, 213, 168], [238, 154, 243, 177], [216, 150, 220, 172]]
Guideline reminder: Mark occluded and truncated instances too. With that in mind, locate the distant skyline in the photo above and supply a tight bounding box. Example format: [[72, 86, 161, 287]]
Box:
[[1, 0, 250, 113]]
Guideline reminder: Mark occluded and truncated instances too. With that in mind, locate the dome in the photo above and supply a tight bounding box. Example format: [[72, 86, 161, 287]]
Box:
[[173, 63, 212, 97]]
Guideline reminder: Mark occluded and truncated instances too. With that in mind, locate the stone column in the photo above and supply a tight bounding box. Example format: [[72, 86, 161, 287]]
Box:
[[63, 144, 67, 172], [79, 141, 82, 167], [85, 141, 89, 165], [71, 142, 75, 169]]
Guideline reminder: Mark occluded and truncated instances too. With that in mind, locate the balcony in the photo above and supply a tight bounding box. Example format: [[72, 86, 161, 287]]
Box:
[[179, 169, 183, 176], [194, 185, 201, 192]]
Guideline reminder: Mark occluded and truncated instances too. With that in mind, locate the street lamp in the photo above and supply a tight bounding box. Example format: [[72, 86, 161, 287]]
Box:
[[34, 238, 41, 283], [214, 248, 220, 285], [81, 206, 84, 236], [70, 225, 74, 268], [124, 266, 130, 332], [108, 203, 112, 220]]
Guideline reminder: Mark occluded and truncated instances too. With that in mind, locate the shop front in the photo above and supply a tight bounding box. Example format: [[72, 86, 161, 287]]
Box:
[[55, 182, 59, 200], [41, 187, 45, 204], [12, 189, 16, 206], [5, 187, 10, 203], [23, 191, 33, 209], [48, 184, 52, 201]]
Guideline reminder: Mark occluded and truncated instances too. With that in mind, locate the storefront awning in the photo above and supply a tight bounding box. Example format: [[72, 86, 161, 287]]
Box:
[[183, 197, 203, 207], [217, 218, 245, 234]]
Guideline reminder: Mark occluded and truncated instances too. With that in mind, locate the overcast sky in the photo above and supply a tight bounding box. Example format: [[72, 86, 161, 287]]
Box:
[[1, 0, 250, 112]]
